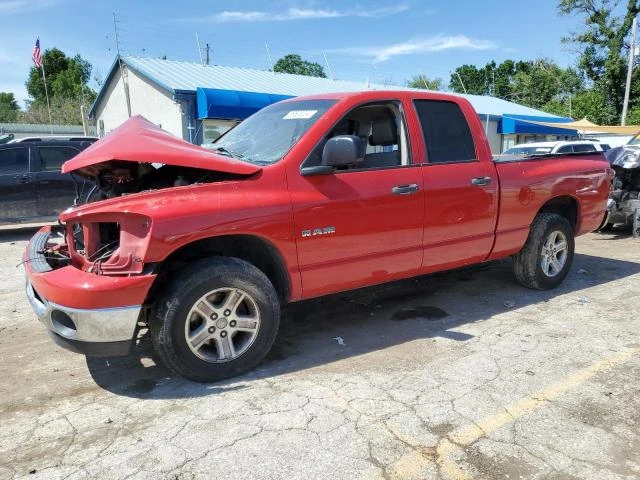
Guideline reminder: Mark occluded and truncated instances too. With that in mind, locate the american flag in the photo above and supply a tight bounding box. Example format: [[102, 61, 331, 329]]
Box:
[[32, 38, 43, 68]]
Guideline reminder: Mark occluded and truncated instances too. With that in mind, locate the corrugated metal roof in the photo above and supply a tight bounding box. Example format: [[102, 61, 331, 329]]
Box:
[[93, 56, 563, 119]]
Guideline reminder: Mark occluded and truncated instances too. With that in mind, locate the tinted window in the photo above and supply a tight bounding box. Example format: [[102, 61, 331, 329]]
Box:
[[414, 100, 476, 163], [572, 144, 596, 153], [0, 147, 29, 174], [556, 145, 574, 153], [38, 146, 80, 171]]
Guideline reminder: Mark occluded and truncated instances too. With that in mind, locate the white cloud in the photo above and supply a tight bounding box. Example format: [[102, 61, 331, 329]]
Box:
[[334, 35, 497, 62], [194, 5, 409, 23], [0, 0, 60, 14]]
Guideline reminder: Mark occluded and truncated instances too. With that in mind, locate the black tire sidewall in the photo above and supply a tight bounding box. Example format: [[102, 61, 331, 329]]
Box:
[[532, 216, 575, 289], [153, 258, 280, 382]]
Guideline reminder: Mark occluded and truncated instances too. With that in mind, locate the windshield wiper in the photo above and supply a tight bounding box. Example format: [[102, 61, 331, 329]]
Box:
[[214, 146, 246, 159]]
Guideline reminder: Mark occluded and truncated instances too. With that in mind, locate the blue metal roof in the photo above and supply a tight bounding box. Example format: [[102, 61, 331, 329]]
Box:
[[90, 56, 565, 122]]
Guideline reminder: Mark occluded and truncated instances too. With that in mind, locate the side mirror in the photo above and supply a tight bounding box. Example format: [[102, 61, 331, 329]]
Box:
[[322, 135, 364, 167], [300, 135, 364, 176]]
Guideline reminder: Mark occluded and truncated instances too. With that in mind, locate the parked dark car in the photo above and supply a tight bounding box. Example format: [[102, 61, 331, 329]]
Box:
[[0, 139, 96, 225]]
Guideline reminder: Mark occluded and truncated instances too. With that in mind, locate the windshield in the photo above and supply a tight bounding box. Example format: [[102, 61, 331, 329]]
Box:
[[206, 99, 337, 165], [503, 146, 552, 155]]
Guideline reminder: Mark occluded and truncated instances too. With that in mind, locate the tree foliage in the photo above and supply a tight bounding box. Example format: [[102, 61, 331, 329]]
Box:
[[0, 92, 19, 122], [407, 75, 443, 90], [559, 0, 640, 123], [24, 48, 96, 125], [273, 54, 326, 78], [448, 59, 582, 116]]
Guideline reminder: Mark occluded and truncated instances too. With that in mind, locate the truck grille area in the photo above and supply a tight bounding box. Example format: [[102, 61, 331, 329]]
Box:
[[71, 222, 121, 264]]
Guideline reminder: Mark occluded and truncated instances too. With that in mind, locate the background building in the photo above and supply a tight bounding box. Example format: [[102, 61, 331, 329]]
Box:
[[91, 56, 577, 153]]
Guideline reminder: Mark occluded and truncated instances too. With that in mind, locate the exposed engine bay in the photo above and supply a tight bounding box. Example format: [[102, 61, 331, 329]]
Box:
[[84, 161, 248, 201], [603, 146, 640, 237]]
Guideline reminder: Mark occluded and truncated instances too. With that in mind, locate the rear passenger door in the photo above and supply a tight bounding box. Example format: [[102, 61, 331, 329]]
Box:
[[0, 146, 37, 222], [33, 145, 82, 217], [413, 99, 499, 271]]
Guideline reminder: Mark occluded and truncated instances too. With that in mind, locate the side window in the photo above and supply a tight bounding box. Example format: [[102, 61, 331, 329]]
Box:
[[38, 146, 80, 171], [304, 101, 409, 170], [414, 100, 476, 163], [556, 145, 574, 154], [572, 144, 596, 153], [0, 147, 29, 174]]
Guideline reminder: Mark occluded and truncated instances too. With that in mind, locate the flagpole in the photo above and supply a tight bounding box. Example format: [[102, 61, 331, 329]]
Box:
[[40, 64, 53, 134]]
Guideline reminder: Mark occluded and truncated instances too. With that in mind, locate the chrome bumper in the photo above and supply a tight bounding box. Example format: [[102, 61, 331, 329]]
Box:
[[25, 278, 141, 346]]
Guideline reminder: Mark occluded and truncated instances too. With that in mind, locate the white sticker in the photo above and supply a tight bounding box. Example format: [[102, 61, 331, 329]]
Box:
[[283, 110, 318, 120]]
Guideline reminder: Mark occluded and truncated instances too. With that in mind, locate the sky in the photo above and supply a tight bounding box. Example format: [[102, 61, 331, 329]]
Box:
[[0, 0, 584, 108]]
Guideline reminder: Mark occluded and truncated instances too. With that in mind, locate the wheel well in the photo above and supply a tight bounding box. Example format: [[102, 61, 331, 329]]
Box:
[[537, 196, 579, 231], [151, 235, 290, 303]]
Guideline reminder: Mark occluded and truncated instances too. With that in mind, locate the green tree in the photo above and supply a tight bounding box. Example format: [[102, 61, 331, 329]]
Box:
[[407, 75, 443, 90], [0, 92, 19, 122], [449, 64, 487, 94], [559, 0, 640, 123], [25, 48, 96, 125], [273, 54, 326, 78]]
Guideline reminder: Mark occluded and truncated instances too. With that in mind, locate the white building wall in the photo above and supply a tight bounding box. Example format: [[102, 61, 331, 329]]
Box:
[[477, 116, 502, 154], [94, 68, 185, 139]]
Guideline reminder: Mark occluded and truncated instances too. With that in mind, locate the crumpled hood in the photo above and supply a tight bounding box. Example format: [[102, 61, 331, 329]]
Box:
[[605, 144, 640, 170], [62, 115, 261, 177]]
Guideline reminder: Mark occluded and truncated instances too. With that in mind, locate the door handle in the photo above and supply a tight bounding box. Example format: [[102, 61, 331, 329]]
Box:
[[391, 184, 419, 195], [471, 176, 492, 186]]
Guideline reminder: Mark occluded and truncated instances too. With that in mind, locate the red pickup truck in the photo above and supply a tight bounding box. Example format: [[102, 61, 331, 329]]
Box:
[[24, 91, 611, 382]]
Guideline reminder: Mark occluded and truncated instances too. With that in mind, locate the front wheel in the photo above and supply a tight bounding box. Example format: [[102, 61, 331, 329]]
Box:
[[150, 257, 280, 382], [512, 213, 575, 290]]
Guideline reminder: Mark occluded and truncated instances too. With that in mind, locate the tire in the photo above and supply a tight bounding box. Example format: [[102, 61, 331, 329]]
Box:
[[633, 208, 640, 239], [599, 222, 614, 233], [512, 213, 575, 290], [150, 257, 280, 382]]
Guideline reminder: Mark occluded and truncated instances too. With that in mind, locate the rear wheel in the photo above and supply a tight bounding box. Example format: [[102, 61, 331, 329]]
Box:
[[513, 213, 575, 290], [150, 257, 280, 382]]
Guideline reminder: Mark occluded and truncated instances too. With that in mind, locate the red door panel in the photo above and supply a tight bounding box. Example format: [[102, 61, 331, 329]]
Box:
[[421, 162, 498, 271], [289, 167, 424, 298]]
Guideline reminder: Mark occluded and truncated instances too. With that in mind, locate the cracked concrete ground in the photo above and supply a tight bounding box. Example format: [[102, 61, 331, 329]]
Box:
[[1, 227, 639, 480]]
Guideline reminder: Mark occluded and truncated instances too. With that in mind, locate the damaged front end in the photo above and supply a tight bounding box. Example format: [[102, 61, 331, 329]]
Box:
[[603, 146, 640, 237], [24, 115, 263, 356]]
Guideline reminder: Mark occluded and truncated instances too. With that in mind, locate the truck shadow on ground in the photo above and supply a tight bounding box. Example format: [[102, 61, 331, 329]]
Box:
[[86, 242, 640, 399]]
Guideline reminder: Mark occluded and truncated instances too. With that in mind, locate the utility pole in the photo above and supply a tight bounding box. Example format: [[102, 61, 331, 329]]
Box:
[[322, 52, 334, 81], [455, 71, 468, 94], [205, 43, 210, 66], [622, 15, 638, 126], [113, 13, 131, 118], [196, 32, 203, 65], [265, 43, 274, 73]]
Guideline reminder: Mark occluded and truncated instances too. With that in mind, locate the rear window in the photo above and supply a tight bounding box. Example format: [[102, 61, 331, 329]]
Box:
[[572, 144, 597, 153], [413, 100, 476, 163]]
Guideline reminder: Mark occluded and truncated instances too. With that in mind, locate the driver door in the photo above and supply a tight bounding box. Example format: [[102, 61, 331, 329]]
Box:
[[287, 100, 424, 298]]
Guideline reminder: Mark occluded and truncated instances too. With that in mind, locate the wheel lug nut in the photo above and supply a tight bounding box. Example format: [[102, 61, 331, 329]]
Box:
[[208, 326, 215, 334], [224, 309, 231, 316], [230, 320, 236, 327], [210, 313, 218, 320], [220, 331, 227, 338]]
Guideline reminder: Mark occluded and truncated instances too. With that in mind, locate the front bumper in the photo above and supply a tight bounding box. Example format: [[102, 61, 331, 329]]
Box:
[[24, 226, 155, 357], [26, 279, 141, 356]]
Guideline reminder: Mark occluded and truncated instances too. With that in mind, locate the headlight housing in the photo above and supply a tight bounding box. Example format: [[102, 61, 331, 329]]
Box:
[[64, 212, 152, 275]]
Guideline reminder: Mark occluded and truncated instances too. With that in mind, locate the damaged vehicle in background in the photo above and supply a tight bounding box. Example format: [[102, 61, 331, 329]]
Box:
[[601, 133, 640, 237]]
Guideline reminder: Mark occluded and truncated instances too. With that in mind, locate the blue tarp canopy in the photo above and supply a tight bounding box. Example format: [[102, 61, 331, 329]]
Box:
[[499, 114, 577, 135], [197, 88, 292, 120]]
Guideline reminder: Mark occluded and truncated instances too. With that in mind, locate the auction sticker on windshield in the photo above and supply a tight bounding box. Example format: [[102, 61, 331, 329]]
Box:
[[283, 110, 318, 120]]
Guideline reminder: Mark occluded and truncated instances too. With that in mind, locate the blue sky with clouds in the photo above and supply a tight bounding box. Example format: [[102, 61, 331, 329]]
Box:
[[0, 0, 582, 107]]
